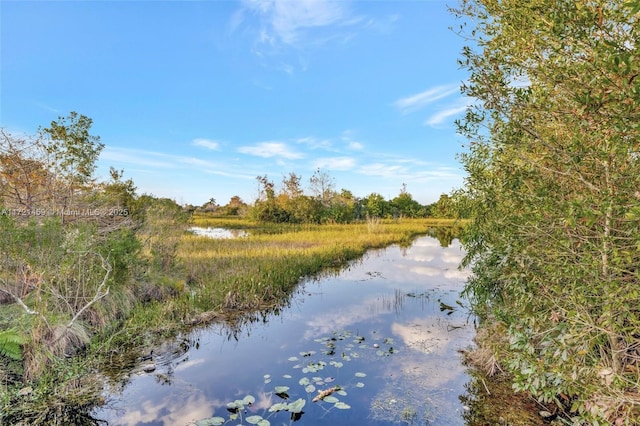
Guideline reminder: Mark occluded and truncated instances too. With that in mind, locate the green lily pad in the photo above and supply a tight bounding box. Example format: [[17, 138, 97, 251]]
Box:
[[334, 402, 351, 409], [195, 417, 225, 426], [288, 398, 306, 414]]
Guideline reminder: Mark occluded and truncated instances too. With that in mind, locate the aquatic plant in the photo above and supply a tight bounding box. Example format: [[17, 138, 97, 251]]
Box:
[[194, 328, 398, 425]]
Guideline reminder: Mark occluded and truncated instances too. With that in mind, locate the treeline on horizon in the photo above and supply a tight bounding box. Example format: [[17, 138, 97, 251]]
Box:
[[193, 173, 464, 223]]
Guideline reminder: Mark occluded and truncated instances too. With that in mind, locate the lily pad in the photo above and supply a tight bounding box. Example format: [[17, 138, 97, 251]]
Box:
[[323, 395, 339, 403], [246, 415, 264, 424], [355, 372, 367, 377], [334, 402, 351, 409], [269, 402, 288, 412], [288, 398, 306, 414], [196, 417, 225, 426]]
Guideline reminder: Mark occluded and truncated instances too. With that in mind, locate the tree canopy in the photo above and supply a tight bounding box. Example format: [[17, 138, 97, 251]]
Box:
[[454, 0, 640, 422]]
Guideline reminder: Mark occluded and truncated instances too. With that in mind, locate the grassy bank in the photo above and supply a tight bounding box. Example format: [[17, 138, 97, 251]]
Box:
[[2, 217, 460, 424]]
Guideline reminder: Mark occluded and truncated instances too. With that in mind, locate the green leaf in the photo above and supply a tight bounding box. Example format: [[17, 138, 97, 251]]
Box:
[[195, 417, 225, 426], [334, 402, 351, 409], [288, 398, 306, 414], [323, 396, 339, 403], [246, 415, 264, 424]]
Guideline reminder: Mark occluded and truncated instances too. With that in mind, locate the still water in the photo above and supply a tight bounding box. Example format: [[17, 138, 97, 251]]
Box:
[[93, 236, 474, 425]]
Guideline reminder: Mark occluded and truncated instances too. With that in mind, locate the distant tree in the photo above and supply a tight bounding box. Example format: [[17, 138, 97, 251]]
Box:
[[325, 189, 357, 223], [282, 172, 304, 198], [256, 175, 276, 201], [363, 193, 389, 218], [391, 184, 425, 218], [309, 168, 335, 207], [220, 195, 248, 216], [41, 111, 103, 186], [0, 130, 52, 211]]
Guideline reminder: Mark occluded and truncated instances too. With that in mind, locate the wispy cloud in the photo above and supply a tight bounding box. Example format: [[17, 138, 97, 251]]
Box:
[[312, 156, 356, 170], [100, 147, 255, 179], [394, 84, 459, 114], [340, 130, 364, 150], [424, 98, 472, 127], [296, 136, 333, 151], [237, 141, 303, 159], [358, 163, 408, 178], [241, 0, 351, 46], [192, 138, 221, 150], [101, 147, 178, 169]]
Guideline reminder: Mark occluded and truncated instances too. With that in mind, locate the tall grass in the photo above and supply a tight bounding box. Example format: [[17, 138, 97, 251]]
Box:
[[3, 216, 462, 425]]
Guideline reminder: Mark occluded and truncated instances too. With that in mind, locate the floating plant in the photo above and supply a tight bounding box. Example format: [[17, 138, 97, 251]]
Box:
[[194, 329, 398, 425]]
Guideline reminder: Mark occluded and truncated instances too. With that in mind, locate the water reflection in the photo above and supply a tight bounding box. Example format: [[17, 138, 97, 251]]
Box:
[[93, 236, 475, 425], [187, 227, 249, 239]]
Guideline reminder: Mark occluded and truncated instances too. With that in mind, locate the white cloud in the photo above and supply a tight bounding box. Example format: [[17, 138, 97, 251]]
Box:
[[242, 0, 350, 45], [100, 147, 255, 179], [394, 84, 459, 114], [312, 156, 356, 170], [424, 103, 469, 127], [340, 130, 364, 150], [237, 141, 303, 159], [358, 163, 408, 178], [296, 136, 333, 150], [192, 138, 221, 150], [100, 147, 177, 169]]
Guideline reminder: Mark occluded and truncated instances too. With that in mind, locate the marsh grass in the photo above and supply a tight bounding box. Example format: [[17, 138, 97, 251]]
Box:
[[3, 216, 462, 425], [108, 218, 460, 347]]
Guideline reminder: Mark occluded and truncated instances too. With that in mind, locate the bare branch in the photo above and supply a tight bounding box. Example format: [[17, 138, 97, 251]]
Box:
[[65, 254, 111, 329], [0, 279, 38, 315]]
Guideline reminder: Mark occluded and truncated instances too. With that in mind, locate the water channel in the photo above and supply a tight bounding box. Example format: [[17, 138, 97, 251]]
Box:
[[93, 235, 475, 425]]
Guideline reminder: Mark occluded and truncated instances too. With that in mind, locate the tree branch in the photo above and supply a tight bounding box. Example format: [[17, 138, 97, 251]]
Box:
[[65, 255, 111, 329], [0, 279, 38, 315]]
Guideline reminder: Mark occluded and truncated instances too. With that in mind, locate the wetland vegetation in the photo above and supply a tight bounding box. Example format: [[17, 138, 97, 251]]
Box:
[[0, 113, 468, 424]]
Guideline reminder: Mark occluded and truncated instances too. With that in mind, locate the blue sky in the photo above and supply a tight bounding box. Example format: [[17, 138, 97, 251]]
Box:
[[2, 0, 471, 207]]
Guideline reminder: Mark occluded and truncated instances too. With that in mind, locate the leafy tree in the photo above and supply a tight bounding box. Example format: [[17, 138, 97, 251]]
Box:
[[391, 184, 425, 218], [454, 0, 640, 422], [325, 189, 357, 223], [430, 194, 453, 218], [0, 130, 53, 212], [41, 112, 103, 186], [363, 193, 389, 218], [219, 195, 248, 216]]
